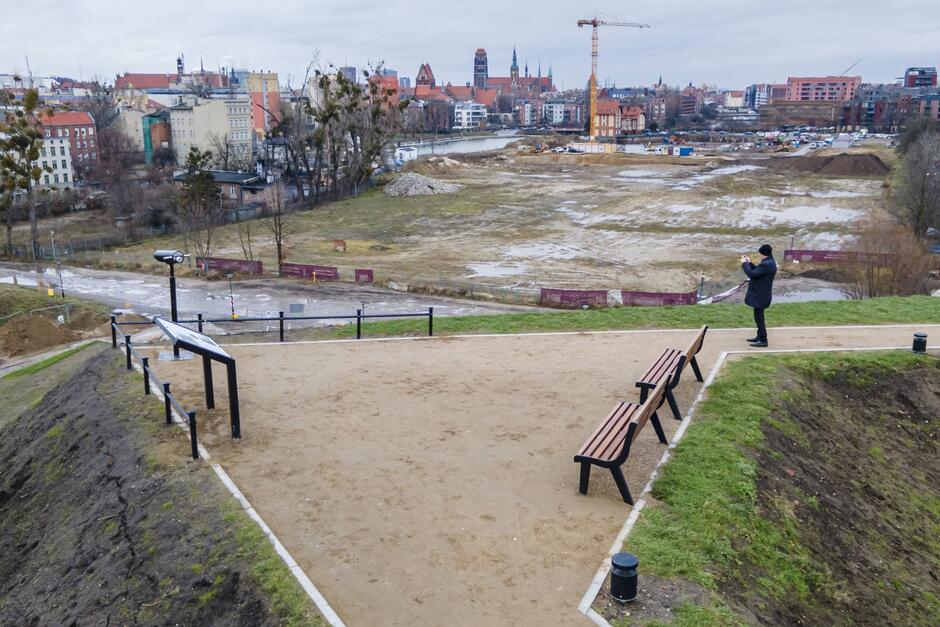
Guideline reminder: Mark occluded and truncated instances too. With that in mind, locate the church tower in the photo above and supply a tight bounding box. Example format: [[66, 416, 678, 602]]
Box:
[[510, 46, 519, 80]]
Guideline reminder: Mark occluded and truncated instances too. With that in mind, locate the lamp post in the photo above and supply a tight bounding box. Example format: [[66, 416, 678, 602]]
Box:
[[227, 273, 236, 319], [50, 230, 66, 299]]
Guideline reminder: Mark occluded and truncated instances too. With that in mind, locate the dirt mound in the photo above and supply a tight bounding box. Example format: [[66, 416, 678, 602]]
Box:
[[766, 152, 890, 176], [729, 360, 939, 625], [0, 315, 79, 356], [384, 172, 462, 196], [64, 308, 108, 332], [0, 351, 315, 625]]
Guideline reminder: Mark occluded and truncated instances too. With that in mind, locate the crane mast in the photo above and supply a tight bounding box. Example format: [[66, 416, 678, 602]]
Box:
[[577, 18, 650, 142]]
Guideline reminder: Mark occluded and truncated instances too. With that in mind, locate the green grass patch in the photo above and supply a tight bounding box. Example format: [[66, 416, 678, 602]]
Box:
[[625, 350, 939, 623], [222, 505, 323, 626], [299, 295, 940, 341], [0, 284, 108, 321], [4, 342, 94, 379]]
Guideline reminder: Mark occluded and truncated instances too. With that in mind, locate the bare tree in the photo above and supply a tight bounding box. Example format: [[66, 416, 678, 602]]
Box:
[[891, 132, 940, 238], [236, 219, 255, 263], [209, 132, 252, 172], [848, 219, 935, 298], [174, 148, 223, 262], [259, 180, 294, 268]]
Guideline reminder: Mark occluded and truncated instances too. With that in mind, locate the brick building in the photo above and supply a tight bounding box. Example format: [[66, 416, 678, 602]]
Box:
[[786, 76, 861, 102], [474, 49, 488, 88], [904, 67, 938, 88], [40, 111, 97, 173]]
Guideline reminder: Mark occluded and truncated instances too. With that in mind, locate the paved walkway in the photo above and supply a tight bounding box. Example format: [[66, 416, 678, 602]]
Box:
[[144, 324, 939, 627]]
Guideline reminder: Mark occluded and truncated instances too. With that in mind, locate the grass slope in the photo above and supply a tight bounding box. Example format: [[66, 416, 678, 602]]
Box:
[[0, 350, 322, 625], [616, 351, 940, 625], [293, 295, 940, 341], [0, 283, 108, 323], [3, 342, 94, 379]]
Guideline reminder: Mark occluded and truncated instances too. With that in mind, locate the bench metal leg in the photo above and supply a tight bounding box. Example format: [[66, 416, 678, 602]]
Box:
[[665, 389, 682, 421], [639, 386, 649, 403], [650, 411, 668, 444], [579, 462, 592, 495], [690, 356, 704, 382], [610, 466, 634, 505]]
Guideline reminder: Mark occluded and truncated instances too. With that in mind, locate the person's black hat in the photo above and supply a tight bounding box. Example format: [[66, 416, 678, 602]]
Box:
[[758, 244, 773, 256]]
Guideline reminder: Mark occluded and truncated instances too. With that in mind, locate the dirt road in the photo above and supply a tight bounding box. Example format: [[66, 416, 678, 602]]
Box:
[[144, 323, 938, 626], [0, 262, 533, 324]]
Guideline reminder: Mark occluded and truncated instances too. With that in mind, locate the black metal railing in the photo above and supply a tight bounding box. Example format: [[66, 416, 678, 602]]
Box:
[[113, 323, 200, 460], [111, 307, 435, 342]]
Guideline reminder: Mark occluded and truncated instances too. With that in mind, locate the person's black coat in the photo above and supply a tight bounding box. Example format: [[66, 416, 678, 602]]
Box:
[[742, 256, 777, 308]]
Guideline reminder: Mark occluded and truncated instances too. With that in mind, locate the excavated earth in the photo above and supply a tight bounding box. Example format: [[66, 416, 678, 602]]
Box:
[[0, 349, 313, 625]]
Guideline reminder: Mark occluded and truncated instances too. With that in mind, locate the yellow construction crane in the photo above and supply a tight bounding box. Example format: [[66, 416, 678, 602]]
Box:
[[577, 17, 650, 141]]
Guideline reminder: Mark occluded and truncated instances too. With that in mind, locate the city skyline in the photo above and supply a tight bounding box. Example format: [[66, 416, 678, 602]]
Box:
[[2, 1, 938, 89]]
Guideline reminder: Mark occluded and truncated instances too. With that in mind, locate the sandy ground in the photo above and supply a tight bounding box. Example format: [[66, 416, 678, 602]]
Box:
[[143, 324, 939, 626]]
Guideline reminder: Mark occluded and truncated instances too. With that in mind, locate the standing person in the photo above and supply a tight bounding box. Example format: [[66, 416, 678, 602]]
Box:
[[740, 244, 777, 348]]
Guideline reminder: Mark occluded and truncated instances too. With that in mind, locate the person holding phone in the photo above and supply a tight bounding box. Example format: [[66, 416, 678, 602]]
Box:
[[740, 244, 777, 347]]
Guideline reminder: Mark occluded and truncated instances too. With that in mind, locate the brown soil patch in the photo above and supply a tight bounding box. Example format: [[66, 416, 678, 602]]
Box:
[[763, 152, 890, 176], [0, 351, 315, 625], [0, 316, 79, 356], [65, 308, 109, 332], [726, 363, 940, 625]]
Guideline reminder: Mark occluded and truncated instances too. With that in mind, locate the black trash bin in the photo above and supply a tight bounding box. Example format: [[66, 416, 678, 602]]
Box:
[[913, 332, 927, 353], [610, 552, 639, 603]]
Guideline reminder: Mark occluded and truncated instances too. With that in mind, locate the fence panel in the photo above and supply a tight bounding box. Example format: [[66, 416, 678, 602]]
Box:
[[279, 262, 339, 281], [196, 257, 263, 274], [620, 289, 698, 307], [539, 288, 609, 308]]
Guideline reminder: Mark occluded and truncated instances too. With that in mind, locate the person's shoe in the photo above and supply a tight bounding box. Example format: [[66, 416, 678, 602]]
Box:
[[749, 340, 768, 348], [746, 337, 761, 342]]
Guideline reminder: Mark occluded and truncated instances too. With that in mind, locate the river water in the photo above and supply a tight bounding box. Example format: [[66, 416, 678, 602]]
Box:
[[399, 130, 521, 157]]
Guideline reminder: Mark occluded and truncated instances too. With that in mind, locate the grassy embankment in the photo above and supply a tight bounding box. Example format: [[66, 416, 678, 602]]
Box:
[[0, 344, 322, 625], [608, 350, 940, 626], [271, 295, 940, 342], [0, 283, 109, 323]]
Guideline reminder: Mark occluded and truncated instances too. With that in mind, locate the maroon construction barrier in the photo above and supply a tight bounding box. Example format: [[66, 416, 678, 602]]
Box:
[[620, 289, 698, 307], [196, 257, 263, 274], [355, 269, 374, 284], [279, 262, 340, 281], [539, 288, 609, 308]]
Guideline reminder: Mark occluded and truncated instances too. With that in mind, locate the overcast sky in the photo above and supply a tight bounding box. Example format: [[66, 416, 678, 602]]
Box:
[[2, 1, 937, 90]]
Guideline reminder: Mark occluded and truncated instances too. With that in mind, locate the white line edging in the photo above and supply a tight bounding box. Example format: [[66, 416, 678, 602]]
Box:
[[211, 464, 347, 627], [125, 344, 347, 626], [575, 344, 938, 624], [575, 351, 729, 624], [220, 323, 940, 349]]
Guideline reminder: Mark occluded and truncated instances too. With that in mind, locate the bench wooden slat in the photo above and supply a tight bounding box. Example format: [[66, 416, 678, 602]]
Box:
[[577, 401, 639, 461], [637, 348, 682, 386]]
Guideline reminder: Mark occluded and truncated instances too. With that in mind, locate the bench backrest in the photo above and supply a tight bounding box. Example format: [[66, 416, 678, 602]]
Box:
[[616, 378, 668, 465], [685, 325, 708, 361], [668, 326, 707, 390]]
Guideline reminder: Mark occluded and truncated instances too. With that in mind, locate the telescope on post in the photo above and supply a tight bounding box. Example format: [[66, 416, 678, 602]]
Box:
[[154, 250, 188, 358]]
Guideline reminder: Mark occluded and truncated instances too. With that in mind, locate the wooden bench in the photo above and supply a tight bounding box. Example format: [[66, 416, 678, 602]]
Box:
[[635, 326, 708, 421], [574, 379, 669, 504]]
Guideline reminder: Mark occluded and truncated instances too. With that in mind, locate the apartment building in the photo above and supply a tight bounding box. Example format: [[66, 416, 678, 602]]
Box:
[[34, 134, 74, 188], [169, 98, 252, 163], [40, 111, 97, 172], [453, 101, 488, 129], [786, 76, 861, 102]]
